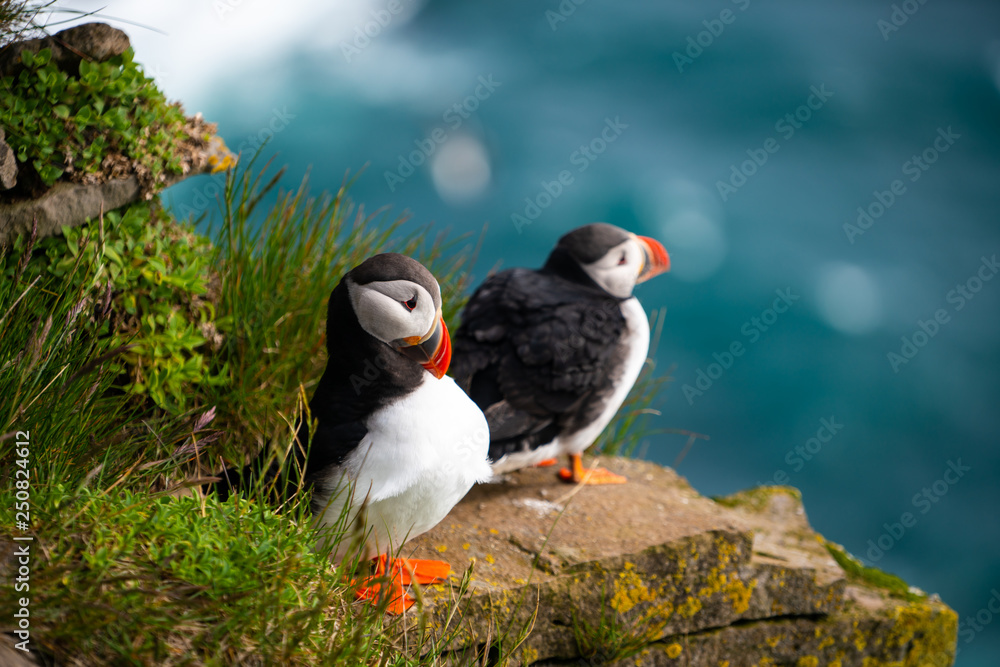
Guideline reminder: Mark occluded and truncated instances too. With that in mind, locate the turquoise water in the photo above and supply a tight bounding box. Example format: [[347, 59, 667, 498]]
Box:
[[162, 1, 1000, 662]]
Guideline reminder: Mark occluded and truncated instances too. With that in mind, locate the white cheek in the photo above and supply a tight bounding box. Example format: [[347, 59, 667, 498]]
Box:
[[355, 292, 424, 343], [583, 260, 639, 299]]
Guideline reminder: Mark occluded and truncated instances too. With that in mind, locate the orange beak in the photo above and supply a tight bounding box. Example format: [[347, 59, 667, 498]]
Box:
[[396, 315, 452, 379], [636, 235, 670, 283]]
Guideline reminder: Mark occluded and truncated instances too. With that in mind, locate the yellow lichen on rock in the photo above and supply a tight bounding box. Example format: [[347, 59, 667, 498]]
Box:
[[676, 595, 702, 618], [724, 577, 756, 613], [611, 562, 658, 614]]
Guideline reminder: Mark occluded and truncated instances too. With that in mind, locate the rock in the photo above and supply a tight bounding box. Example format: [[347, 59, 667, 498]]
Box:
[[0, 636, 38, 667], [0, 134, 234, 246], [0, 128, 16, 190], [53, 22, 131, 64], [0, 22, 130, 78], [402, 457, 957, 666]]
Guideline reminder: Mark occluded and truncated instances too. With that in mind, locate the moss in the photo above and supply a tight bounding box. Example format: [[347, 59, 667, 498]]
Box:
[[712, 485, 802, 512], [824, 541, 923, 602]]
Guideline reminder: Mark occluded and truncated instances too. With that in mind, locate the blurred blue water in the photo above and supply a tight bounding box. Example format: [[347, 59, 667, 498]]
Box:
[[163, 1, 1000, 663]]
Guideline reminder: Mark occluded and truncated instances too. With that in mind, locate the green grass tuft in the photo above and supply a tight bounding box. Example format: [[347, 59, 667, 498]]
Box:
[[824, 540, 923, 602]]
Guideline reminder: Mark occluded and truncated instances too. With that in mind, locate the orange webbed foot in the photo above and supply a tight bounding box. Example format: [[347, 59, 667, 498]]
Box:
[[353, 564, 413, 614], [352, 555, 451, 614], [535, 458, 559, 467], [558, 454, 627, 485], [395, 557, 451, 585]]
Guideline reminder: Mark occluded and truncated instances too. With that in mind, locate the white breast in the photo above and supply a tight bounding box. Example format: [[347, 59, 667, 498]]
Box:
[[314, 375, 492, 560], [491, 297, 650, 473]]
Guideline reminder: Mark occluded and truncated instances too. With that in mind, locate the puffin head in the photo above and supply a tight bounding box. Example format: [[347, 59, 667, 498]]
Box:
[[552, 223, 670, 298], [344, 253, 452, 379]]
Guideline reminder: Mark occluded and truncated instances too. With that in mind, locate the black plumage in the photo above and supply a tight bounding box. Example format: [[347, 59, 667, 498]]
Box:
[[451, 248, 629, 462]]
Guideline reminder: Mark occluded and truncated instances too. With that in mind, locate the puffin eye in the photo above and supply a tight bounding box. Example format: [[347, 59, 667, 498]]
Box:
[[617, 253, 628, 266], [402, 296, 417, 311]]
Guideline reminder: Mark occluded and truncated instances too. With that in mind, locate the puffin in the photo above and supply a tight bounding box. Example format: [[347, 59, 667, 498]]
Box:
[[450, 223, 670, 485], [214, 253, 491, 613]]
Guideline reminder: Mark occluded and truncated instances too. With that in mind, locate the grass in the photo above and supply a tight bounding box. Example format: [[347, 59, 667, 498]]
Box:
[[0, 0, 49, 46], [569, 579, 662, 664]]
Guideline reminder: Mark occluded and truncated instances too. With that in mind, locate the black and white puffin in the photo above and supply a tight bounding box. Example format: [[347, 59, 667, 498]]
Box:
[[215, 253, 491, 613], [451, 223, 670, 485]]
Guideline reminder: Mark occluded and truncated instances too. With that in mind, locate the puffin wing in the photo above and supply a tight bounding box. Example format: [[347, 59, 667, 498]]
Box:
[[452, 268, 627, 457]]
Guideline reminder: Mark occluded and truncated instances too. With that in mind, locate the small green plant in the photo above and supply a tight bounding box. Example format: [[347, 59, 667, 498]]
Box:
[[5, 201, 227, 412], [825, 540, 923, 602], [0, 46, 188, 191], [570, 580, 662, 664]]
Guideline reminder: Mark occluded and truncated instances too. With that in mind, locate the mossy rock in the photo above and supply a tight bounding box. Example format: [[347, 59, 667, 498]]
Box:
[[400, 457, 957, 666]]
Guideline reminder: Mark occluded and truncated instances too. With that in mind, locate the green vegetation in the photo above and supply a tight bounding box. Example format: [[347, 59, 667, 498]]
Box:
[[570, 580, 660, 664], [824, 540, 924, 602], [14, 486, 381, 665], [5, 201, 225, 411], [1, 46, 189, 190], [712, 485, 803, 511]]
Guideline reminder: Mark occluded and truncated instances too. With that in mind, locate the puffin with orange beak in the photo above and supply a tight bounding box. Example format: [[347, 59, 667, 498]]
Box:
[[214, 253, 491, 613], [451, 223, 670, 484]]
